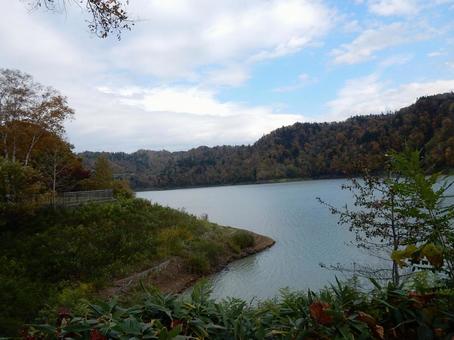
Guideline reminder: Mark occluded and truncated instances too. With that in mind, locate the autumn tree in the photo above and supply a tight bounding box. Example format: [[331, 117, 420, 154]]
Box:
[[93, 155, 113, 188], [34, 135, 89, 205], [0, 69, 74, 166], [80, 155, 113, 190], [26, 0, 132, 39]]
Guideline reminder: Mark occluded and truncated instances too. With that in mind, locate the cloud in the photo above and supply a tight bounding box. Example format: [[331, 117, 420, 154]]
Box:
[[378, 54, 413, 68], [68, 86, 304, 152], [272, 73, 314, 93], [428, 50, 447, 57], [326, 74, 454, 121], [113, 0, 334, 78], [368, 0, 419, 16], [331, 23, 425, 64], [0, 1, 100, 86], [204, 65, 250, 87], [366, 0, 454, 16], [0, 0, 324, 152]]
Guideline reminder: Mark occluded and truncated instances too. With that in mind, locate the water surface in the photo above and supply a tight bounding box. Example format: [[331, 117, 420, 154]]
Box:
[[137, 179, 383, 300]]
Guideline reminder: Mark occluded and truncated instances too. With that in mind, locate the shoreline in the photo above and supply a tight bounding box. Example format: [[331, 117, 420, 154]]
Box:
[[135, 169, 454, 192], [134, 175, 347, 193], [101, 231, 275, 297]]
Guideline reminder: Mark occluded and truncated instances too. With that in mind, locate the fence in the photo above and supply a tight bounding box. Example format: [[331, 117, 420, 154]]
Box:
[[54, 189, 115, 207]]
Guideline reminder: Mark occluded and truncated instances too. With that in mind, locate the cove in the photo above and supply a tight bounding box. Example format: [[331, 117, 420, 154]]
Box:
[[137, 179, 382, 301]]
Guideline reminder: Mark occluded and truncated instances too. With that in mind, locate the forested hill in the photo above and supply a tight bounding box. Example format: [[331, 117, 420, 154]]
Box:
[[81, 93, 454, 189]]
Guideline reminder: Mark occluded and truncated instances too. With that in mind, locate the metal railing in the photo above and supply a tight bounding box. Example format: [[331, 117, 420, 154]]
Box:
[[54, 189, 114, 207]]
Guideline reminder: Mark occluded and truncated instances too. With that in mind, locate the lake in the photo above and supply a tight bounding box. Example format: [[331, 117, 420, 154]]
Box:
[[137, 179, 386, 301]]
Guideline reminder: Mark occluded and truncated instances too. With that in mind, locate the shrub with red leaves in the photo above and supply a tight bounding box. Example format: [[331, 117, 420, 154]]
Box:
[[90, 329, 107, 340], [309, 301, 333, 326]]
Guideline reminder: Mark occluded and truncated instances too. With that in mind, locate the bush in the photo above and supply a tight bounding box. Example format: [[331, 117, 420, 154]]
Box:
[[112, 179, 135, 199], [230, 230, 255, 250], [186, 254, 211, 274], [157, 226, 192, 256]]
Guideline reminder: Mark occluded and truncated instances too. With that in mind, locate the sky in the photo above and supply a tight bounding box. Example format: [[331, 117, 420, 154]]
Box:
[[1, 0, 454, 152]]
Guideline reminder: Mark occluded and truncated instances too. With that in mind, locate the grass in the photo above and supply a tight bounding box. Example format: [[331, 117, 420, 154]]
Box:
[[0, 198, 257, 336]]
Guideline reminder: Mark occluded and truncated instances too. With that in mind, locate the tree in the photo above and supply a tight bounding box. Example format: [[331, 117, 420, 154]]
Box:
[[93, 155, 113, 189], [0, 158, 45, 230], [26, 0, 132, 39], [320, 149, 454, 285], [318, 166, 417, 285], [80, 155, 134, 198], [0, 159, 43, 205], [389, 150, 454, 283], [0, 69, 74, 166], [34, 135, 89, 206], [80, 155, 113, 190]]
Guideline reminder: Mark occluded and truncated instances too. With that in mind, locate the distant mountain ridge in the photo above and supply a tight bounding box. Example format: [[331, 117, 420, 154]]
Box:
[[80, 93, 454, 189]]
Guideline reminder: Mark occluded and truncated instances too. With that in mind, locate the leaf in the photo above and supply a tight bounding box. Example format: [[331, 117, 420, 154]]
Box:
[[309, 301, 333, 326]]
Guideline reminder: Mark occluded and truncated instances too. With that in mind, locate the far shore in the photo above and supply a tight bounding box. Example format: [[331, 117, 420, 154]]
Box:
[[134, 175, 347, 193], [135, 169, 454, 193]]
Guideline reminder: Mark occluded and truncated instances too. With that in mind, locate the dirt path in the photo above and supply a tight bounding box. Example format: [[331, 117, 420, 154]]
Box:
[[100, 231, 275, 298]]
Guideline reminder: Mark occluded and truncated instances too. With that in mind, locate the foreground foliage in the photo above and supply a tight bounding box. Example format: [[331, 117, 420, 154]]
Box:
[[29, 280, 454, 339], [319, 149, 454, 286], [0, 198, 253, 336]]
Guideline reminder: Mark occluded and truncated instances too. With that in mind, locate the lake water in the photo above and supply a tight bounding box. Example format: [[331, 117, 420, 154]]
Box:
[[137, 179, 386, 301]]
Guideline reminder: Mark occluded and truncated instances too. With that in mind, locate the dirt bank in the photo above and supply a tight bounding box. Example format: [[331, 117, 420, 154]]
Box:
[[101, 231, 275, 298]]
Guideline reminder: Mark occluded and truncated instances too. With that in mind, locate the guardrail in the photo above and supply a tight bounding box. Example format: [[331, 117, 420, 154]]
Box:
[[54, 189, 114, 207]]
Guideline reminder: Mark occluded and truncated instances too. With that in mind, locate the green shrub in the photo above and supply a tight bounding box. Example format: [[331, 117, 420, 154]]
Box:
[[230, 230, 255, 250], [186, 253, 211, 274], [191, 239, 224, 265], [227, 239, 241, 253]]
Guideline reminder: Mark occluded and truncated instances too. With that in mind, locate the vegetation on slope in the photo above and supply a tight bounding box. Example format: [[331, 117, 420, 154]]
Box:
[[81, 93, 454, 189], [0, 198, 259, 335]]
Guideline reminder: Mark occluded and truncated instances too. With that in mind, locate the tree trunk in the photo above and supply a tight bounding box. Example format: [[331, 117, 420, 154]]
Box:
[[11, 135, 16, 163], [2, 131, 8, 160], [390, 193, 400, 285], [24, 133, 40, 166], [52, 150, 57, 209]]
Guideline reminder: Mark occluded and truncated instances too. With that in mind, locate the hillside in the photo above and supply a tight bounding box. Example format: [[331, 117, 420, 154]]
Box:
[[81, 93, 454, 189]]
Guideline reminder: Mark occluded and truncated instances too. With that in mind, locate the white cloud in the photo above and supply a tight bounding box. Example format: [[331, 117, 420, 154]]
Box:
[[368, 0, 419, 16], [428, 50, 447, 57], [204, 65, 250, 87], [68, 86, 304, 152], [326, 74, 454, 121], [366, 0, 454, 16], [0, 1, 322, 152], [113, 0, 334, 78], [331, 23, 424, 64], [378, 54, 413, 68], [0, 1, 100, 87]]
